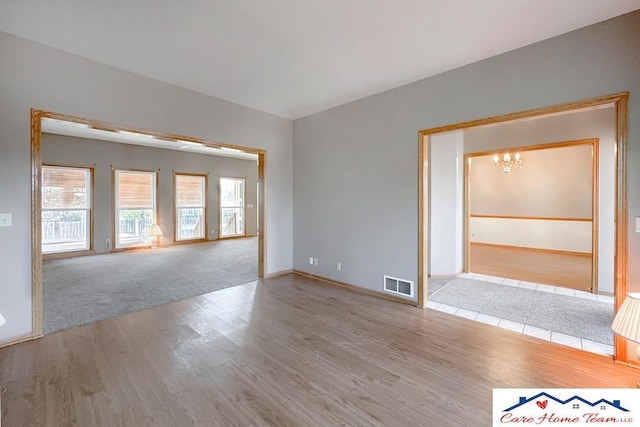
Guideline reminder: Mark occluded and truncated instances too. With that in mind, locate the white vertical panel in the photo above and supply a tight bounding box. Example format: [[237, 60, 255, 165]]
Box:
[[430, 131, 464, 275]]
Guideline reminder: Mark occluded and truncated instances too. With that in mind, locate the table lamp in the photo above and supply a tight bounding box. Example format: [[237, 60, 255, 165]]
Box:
[[612, 293, 640, 387], [146, 224, 163, 249]]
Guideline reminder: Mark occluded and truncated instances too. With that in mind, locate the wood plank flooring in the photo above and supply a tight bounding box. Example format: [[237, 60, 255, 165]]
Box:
[[470, 243, 592, 292], [0, 274, 635, 426]]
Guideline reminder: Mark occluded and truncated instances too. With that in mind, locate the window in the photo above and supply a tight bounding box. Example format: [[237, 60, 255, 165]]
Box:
[[42, 166, 92, 254], [175, 174, 206, 241], [220, 177, 245, 237], [114, 170, 157, 249]]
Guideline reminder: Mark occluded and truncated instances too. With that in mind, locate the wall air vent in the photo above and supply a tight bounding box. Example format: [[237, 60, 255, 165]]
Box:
[[383, 275, 414, 298]]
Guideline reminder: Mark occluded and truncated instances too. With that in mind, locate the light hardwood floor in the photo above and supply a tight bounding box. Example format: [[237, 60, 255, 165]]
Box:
[[0, 274, 635, 426], [470, 243, 592, 292]]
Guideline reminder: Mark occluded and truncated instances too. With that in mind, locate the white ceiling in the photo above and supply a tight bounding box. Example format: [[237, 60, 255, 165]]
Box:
[[1, 1, 639, 119], [42, 118, 258, 161]]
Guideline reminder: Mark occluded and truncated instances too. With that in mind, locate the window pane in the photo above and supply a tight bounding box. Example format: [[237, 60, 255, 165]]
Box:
[[176, 207, 204, 240], [220, 178, 244, 207], [220, 207, 244, 237], [42, 209, 89, 253], [118, 172, 154, 208], [175, 174, 206, 241], [117, 208, 154, 248], [115, 170, 156, 248], [42, 167, 89, 209], [176, 175, 205, 207]]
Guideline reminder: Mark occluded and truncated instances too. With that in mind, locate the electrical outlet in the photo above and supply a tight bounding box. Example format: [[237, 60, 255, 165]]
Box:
[[0, 213, 12, 227], [309, 256, 314, 265], [211, 229, 215, 235], [106, 238, 111, 250], [313, 258, 318, 266], [337, 262, 341, 272]]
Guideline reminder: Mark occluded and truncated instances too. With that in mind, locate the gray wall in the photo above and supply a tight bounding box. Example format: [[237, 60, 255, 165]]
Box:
[[0, 31, 292, 341], [293, 12, 640, 306], [42, 134, 258, 250]]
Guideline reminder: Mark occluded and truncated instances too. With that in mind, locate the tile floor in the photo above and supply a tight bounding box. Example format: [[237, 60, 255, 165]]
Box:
[[426, 272, 615, 357]]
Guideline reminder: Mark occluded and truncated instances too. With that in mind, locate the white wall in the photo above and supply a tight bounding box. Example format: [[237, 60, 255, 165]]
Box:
[[429, 131, 464, 275], [0, 32, 293, 342], [293, 11, 639, 313], [470, 217, 592, 253]]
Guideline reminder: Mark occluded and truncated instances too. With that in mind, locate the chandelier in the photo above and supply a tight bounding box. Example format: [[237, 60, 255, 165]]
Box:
[[493, 152, 522, 174]]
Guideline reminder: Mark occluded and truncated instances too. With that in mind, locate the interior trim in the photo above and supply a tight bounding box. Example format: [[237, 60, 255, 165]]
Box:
[[418, 92, 629, 363], [0, 333, 35, 349], [28, 109, 268, 346], [469, 214, 592, 222], [470, 242, 592, 258], [293, 270, 417, 306], [263, 269, 293, 279], [466, 138, 599, 293]]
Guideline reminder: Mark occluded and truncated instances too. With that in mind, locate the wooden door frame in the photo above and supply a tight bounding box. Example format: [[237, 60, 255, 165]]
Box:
[[464, 138, 599, 294], [30, 109, 267, 338], [417, 92, 629, 363]]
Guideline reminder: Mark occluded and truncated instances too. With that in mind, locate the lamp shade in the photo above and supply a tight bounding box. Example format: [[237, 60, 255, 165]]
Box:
[[0, 312, 5, 327], [147, 224, 163, 237], [612, 293, 640, 343]]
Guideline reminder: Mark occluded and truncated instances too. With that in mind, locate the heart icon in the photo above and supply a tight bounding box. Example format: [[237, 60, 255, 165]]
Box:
[[536, 400, 548, 409]]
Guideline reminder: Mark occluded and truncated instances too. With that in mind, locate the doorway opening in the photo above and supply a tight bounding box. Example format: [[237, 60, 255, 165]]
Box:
[[418, 93, 629, 363], [31, 110, 267, 336], [466, 139, 599, 294]]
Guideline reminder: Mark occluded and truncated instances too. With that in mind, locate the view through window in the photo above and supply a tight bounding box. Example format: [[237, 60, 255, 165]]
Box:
[[115, 170, 156, 249], [220, 177, 245, 237], [175, 174, 206, 241], [42, 165, 91, 254]]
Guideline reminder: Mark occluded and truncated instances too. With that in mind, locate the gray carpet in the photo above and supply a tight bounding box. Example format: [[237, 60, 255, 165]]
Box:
[[44, 237, 258, 334], [428, 277, 613, 345], [427, 277, 456, 296]]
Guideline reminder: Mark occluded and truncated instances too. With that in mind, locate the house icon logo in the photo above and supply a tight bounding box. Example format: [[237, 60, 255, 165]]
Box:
[[504, 392, 630, 412], [493, 388, 640, 426]]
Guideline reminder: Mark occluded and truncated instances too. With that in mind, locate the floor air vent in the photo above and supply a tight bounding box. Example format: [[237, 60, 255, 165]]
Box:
[[384, 275, 414, 298]]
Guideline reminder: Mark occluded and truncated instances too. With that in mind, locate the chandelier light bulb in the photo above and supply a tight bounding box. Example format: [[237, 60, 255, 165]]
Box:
[[492, 151, 523, 174]]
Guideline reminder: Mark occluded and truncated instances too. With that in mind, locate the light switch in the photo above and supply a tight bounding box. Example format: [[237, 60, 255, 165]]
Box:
[[247, 204, 255, 209], [0, 213, 11, 227], [636, 217, 640, 233]]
